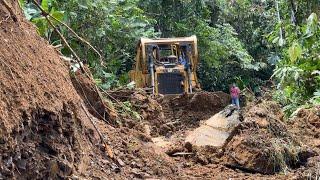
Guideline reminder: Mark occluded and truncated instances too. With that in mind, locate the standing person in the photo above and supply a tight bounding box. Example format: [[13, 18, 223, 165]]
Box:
[[230, 83, 240, 109]]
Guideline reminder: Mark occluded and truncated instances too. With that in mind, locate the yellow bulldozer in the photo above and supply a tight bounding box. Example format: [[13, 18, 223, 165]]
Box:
[[129, 35, 200, 95]]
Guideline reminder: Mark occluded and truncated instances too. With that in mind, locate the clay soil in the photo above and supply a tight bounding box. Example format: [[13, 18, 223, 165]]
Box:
[[0, 1, 319, 179]]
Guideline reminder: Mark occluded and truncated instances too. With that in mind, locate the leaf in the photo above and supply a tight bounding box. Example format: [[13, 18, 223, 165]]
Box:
[[278, 38, 285, 47], [78, 4, 88, 9], [41, 0, 49, 12], [307, 13, 318, 26], [24, 4, 40, 20], [18, 0, 26, 8], [311, 70, 320, 75], [50, 10, 64, 22], [288, 42, 302, 64], [272, 37, 279, 44], [305, 13, 318, 38], [294, 71, 300, 81], [70, 12, 77, 17]]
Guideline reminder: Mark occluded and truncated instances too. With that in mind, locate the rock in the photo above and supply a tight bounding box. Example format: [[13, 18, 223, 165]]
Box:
[[16, 159, 27, 170], [132, 93, 148, 102], [184, 142, 193, 152], [71, 175, 80, 180], [131, 168, 143, 178], [256, 118, 269, 128], [137, 132, 152, 142], [48, 160, 59, 178], [144, 124, 151, 136], [58, 160, 73, 177], [117, 158, 125, 167], [222, 101, 316, 174], [101, 159, 110, 165]]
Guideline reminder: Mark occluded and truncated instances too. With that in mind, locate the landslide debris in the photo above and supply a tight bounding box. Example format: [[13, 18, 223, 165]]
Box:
[[221, 101, 317, 174], [109, 88, 319, 178], [0, 2, 96, 178], [155, 91, 230, 136], [108, 90, 230, 137], [1, 1, 319, 179], [0, 2, 179, 179]]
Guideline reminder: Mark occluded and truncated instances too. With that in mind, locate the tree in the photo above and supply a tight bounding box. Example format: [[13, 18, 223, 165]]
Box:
[[268, 1, 320, 115]]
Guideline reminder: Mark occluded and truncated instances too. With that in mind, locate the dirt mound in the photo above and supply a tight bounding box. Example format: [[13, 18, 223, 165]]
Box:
[[0, 3, 177, 179], [187, 91, 230, 112], [290, 107, 320, 152], [0, 2, 104, 179], [289, 107, 320, 140], [287, 106, 320, 178], [108, 90, 230, 137], [156, 91, 230, 136], [83, 120, 179, 179], [71, 68, 117, 123], [221, 101, 316, 174]]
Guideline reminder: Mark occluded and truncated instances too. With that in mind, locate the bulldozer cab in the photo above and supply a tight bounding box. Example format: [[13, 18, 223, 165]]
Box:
[[129, 36, 200, 95]]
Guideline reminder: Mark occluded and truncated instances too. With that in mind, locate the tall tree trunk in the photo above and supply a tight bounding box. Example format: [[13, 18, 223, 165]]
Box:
[[275, 0, 284, 46], [289, 0, 297, 25]]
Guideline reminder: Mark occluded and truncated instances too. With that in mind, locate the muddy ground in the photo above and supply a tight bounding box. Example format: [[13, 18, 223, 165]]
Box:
[[107, 91, 320, 179], [0, 1, 319, 179]]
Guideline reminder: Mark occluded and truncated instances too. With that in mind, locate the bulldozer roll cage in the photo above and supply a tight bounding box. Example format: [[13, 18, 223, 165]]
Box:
[[129, 35, 200, 95]]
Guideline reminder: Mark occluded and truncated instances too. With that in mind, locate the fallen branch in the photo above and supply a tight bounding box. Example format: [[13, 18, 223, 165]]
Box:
[[32, 0, 116, 126], [171, 152, 194, 156], [81, 103, 114, 159], [31, 0, 85, 72], [48, 22, 113, 123], [73, 72, 112, 124], [31, 0, 103, 66], [48, 18, 86, 72], [49, 15, 104, 65], [0, 0, 18, 22]]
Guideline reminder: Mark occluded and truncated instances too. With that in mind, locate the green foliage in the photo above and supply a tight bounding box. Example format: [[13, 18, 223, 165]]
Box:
[[57, 0, 157, 88], [20, 0, 157, 89], [19, 0, 319, 115], [270, 9, 320, 115], [110, 101, 141, 121], [19, 0, 64, 39], [140, 0, 263, 92], [288, 42, 302, 63]]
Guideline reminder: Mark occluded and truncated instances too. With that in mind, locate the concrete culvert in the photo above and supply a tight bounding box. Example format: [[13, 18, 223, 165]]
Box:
[[185, 105, 241, 147]]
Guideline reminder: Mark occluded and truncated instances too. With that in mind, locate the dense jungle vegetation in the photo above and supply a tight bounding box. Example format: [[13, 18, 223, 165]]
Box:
[[19, 0, 320, 115]]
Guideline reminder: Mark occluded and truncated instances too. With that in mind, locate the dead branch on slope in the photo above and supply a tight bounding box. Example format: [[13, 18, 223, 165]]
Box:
[[1, 0, 18, 22], [31, 0, 103, 66]]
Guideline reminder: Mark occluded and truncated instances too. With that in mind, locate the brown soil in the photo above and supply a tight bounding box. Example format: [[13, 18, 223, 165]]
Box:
[[1, 2, 319, 179], [152, 91, 230, 136], [71, 68, 118, 124], [221, 101, 315, 174], [109, 90, 320, 179], [0, 2, 178, 179]]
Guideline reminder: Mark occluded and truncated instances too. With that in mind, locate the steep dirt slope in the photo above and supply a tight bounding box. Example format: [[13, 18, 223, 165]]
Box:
[[0, 2, 182, 179], [0, 1, 101, 179]]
